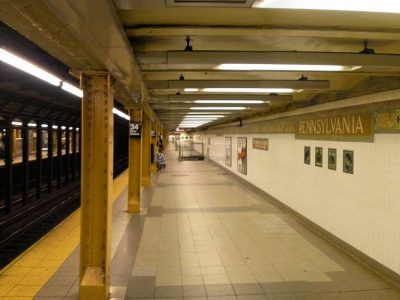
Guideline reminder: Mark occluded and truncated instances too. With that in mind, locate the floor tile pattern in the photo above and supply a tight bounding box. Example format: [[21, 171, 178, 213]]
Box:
[[35, 148, 400, 299]]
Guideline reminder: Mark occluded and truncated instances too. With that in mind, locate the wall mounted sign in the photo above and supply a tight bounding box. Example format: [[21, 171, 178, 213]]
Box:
[[296, 112, 372, 142], [328, 148, 337, 170], [315, 147, 323, 167], [129, 122, 141, 138], [375, 109, 400, 132], [237, 137, 247, 175], [304, 146, 311, 165], [343, 150, 354, 174], [252, 138, 269, 151], [225, 137, 232, 167]]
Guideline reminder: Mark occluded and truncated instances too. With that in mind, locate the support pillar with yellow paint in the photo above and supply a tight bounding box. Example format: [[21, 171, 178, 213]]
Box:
[[151, 121, 158, 174], [128, 108, 142, 213], [79, 72, 114, 300], [141, 113, 151, 186]]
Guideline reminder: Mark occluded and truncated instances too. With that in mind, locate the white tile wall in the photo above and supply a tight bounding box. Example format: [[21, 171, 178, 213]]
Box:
[[204, 133, 400, 275]]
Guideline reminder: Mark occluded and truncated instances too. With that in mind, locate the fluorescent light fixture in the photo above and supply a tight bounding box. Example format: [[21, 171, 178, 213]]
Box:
[[184, 88, 200, 92], [202, 88, 296, 94], [11, 121, 23, 126], [194, 100, 264, 104], [190, 107, 247, 110], [61, 126, 66, 130], [218, 64, 361, 72], [0, 48, 62, 86], [61, 82, 83, 98], [188, 112, 231, 115], [52, 125, 58, 129], [112, 108, 130, 121], [28, 123, 37, 127], [183, 117, 221, 120], [41, 124, 49, 128], [253, 0, 400, 14], [186, 114, 225, 117]]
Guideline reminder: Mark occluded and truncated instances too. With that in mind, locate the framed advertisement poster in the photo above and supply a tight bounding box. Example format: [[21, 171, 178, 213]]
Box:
[[304, 146, 310, 164], [328, 148, 336, 170], [237, 137, 247, 175], [315, 147, 323, 167], [225, 137, 232, 167], [343, 150, 354, 174]]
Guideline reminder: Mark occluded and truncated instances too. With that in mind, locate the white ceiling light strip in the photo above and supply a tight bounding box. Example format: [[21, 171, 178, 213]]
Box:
[[190, 106, 247, 110], [0, 47, 130, 121], [194, 100, 265, 104], [217, 64, 361, 72], [201, 88, 296, 94], [0, 48, 62, 86], [61, 82, 83, 98], [253, 0, 400, 14], [112, 108, 130, 121]]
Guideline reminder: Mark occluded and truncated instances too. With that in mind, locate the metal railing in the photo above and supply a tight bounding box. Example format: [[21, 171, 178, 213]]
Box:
[[178, 141, 204, 161]]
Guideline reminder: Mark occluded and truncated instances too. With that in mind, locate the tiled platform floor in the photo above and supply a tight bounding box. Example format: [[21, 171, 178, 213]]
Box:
[[35, 148, 400, 299]]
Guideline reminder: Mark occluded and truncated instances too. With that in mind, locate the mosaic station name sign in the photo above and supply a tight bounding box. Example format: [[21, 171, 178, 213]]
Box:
[[296, 113, 373, 141]]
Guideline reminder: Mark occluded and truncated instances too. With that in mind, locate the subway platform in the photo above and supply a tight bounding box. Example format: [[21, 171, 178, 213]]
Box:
[[32, 148, 400, 300]]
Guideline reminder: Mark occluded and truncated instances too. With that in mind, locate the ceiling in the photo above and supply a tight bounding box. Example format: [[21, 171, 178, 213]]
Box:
[[0, 22, 81, 125], [113, 0, 400, 130]]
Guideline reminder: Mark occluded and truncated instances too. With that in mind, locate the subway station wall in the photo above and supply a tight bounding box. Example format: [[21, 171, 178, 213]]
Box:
[[201, 117, 400, 276]]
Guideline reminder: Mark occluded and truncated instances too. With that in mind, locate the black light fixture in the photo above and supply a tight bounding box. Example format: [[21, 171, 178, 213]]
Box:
[[298, 74, 308, 81], [359, 39, 375, 54], [184, 36, 193, 51]]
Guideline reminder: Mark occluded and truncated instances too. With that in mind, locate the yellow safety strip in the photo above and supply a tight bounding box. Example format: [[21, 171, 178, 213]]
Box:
[[0, 169, 128, 299]]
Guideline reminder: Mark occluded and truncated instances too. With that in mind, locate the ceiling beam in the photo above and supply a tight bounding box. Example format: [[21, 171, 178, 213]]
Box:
[[126, 26, 400, 41], [150, 94, 292, 102], [167, 51, 400, 68], [146, 80, 330, 90]]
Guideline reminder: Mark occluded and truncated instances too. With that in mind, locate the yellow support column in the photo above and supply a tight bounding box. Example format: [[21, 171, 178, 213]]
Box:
[[128, 108, 142, 213], [79, 72, 114, 300], [141, 113, 151, 186], [151, 121, 157, 174]]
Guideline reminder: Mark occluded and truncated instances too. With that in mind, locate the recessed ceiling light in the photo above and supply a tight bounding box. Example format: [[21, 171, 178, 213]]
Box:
[[217, 64, 361, 72], [201, 88, 296, 94], [190, 107, 247, 110], [194, 100, 264, 104], [253, 0, 400, 13]]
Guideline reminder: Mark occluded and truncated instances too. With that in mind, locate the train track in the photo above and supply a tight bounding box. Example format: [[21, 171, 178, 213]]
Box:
[[0, 155, 128, 269]]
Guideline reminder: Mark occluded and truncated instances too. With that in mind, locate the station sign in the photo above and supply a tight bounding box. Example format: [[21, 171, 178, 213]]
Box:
[[296, 112, 372, 142], [129, 122, 142, 138], [252, 138, 269, 151]]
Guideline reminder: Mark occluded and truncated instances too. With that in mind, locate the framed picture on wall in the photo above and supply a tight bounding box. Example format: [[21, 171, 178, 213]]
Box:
[[225, 137, 232, 167], [315, 147, 323, 167], [328, 148, 337, 170], [304, 146, 311, 164], [237, 137, 247, 175], [343, 150, 354, 174]]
